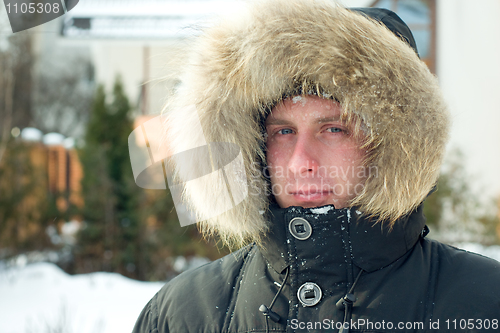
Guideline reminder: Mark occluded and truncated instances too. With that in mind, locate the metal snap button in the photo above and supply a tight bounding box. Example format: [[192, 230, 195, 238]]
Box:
[[297, 282, 322, 307], [288, 217, 312, 240]]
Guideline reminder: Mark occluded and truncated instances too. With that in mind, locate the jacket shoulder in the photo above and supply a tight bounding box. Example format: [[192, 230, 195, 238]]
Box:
[[425, 240, 500, 318], [430, 239, 500, 276], [132, 245, 256, 333]]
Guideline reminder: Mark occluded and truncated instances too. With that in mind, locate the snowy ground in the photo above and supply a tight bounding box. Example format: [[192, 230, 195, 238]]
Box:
[[1, 243, 500, 333], [0, 263, 164, 333]]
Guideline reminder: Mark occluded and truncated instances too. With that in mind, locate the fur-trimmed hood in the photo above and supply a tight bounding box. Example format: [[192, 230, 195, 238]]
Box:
[[165, 0, 449, 247]]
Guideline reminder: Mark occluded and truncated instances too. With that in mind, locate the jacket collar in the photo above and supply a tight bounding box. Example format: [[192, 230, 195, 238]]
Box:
[[260, 204, 427, 274]]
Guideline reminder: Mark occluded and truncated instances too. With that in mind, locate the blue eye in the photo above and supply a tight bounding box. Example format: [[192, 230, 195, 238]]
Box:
[[278, 128, 294, 135], [326, 127, 342, 133]]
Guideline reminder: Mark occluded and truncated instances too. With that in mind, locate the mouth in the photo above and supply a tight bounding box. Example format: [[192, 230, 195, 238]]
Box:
[[289, 189, 332, 202]]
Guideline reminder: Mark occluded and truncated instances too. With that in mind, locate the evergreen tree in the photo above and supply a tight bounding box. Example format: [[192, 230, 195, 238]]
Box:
[[76, 76, 229, 281], [77, 77, 144, 278], [0, 140, 54, 256], [424, 148, 500, 245]]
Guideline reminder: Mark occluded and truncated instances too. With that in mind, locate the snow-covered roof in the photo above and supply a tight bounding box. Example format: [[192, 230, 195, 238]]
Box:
[[21, 127, 43, 142], [43, 132, 66, 146], [61, 0, 244, 39]]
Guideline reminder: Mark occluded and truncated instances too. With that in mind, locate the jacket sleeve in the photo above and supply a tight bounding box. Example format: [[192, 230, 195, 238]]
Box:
[[132, 292, 167, 333]]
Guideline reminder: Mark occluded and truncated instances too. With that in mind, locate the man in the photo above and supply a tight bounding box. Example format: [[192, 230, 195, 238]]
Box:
[[133, 0, 500, 332]]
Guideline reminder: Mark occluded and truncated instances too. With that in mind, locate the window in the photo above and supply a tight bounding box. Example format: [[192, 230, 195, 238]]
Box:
[[370, 0, 436, 73]]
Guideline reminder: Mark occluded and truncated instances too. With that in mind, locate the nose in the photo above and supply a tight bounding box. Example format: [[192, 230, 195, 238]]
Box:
[[287, 134, 319, 177]]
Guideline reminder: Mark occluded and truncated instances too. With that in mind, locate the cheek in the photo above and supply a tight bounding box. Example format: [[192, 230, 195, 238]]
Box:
[[266, 149, 277, 166], [328, 147, 366, 178], [352, 146, 367, 163], [266, 148, 287, 180], [342, 141, 366, 160], [346, 149, 368, 181], [266, 142, 286, 166], [345, 149, 364, 164]]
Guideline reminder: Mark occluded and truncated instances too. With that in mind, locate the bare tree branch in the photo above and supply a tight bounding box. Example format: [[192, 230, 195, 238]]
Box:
[[33, 56, 93, 138]]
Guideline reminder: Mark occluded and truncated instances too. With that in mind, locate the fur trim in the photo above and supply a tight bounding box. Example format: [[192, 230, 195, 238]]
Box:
[[165, 0, 449, 247]]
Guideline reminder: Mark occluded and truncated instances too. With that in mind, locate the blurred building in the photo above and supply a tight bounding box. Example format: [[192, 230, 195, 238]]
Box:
[[45, 136, 84, 213], [0, 128, 84, 250], [24, 129, 83, 217], [60, 0, 242, 117]]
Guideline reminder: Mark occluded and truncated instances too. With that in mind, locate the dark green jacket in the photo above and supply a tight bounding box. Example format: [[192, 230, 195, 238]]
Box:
[[132, 205, 500, 333]]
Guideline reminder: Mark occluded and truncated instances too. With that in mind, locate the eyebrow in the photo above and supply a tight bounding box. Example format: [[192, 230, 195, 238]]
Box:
[[266, 116, 343, 126], [317, 116, 342, 124], [265, 118, 294, 126]]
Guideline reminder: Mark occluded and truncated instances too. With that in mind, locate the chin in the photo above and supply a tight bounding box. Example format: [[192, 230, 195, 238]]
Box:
[[277, 196, 342, 209]]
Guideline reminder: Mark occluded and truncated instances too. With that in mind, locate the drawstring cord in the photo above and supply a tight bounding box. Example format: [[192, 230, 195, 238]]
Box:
[[260, 266, 362, 333], [259, 265, 290, 333], [336, 269, 364, 333]]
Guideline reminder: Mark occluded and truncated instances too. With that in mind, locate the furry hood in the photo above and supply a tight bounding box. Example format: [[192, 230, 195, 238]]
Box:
[[166, 0, 449, 247]]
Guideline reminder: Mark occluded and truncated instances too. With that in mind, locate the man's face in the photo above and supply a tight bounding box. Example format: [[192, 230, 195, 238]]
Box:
[[265, 95, 367, 209]]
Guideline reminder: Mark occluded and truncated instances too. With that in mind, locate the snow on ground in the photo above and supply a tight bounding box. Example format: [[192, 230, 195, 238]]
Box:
[[0, 263, 164, 333], [1, 243, 500, 333]]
